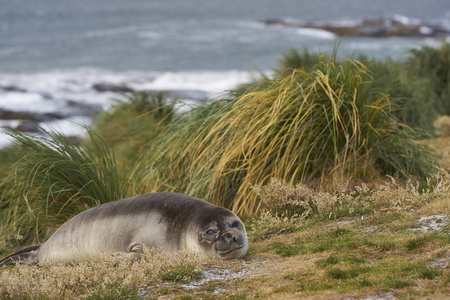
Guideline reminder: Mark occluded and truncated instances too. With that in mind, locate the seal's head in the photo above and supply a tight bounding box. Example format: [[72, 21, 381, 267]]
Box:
[[197, 208, 248, 259]]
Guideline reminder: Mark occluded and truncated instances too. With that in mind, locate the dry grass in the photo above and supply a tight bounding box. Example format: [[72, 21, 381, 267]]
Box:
[[249, 210, 308, 241], [249, 169, 450, 242], [0, 247, 204, 299], [434, 115, 450, 137]]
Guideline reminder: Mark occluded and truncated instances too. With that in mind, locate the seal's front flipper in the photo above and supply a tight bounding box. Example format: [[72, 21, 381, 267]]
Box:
[[112, 243, 144, 262], [0, 245, 40, 266]]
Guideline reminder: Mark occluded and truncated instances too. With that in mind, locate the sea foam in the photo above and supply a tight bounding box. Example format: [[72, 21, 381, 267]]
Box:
[[296, 28, 337, 39]]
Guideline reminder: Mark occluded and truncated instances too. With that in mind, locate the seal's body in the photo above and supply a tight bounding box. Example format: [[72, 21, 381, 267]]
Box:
[[0, 192, 248, 265]]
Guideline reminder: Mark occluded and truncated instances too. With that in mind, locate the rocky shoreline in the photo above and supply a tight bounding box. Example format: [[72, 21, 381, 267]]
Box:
[[0, 85, 102, 134], [261, 15, 450, 38], [0, 68, 252, 147], [0, 82, 209, 141]]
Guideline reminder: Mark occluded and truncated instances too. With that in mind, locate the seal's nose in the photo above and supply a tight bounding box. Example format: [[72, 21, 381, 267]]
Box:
[[224, 232, 244, 246], [224, 232, 234, 243]]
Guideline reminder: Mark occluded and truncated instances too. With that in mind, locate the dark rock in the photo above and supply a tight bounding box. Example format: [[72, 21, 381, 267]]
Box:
[[260, 16, 450, 38], [260, 18, 305, 28], [64, 100, 102, 117], [0, 109, 65, 122], [15, 121, 40, 133], [0, 85, 27, 93], [93, 83, 134, 93], [42, 112, 65, 120], [0, 109, 40, 121], [40, 92, 53, 99]]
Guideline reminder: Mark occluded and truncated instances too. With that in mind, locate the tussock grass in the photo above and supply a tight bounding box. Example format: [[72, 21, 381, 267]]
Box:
[[275, 48, 324, 75], [407, 42, 450, 115], [92, 91, 175, 172], [140, 57, 438, 215], [0, 127, 130, 244], [0, 145, 22, 182], [0, 248, 204, 299], [366, 42, 450, 134]]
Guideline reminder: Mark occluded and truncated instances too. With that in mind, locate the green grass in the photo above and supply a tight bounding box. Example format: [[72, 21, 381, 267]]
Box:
[[270, 238, 444, 294], [315, 255, 340, 268], [270, 242, 306, 257], [368, 42, 450, 135], [327, 266, 369, 280], [92, 91, 175, 173], [0, 145, 22, 179], [0, 91, 176, 244], [161, 264, 203, 283], [266, 221, 449, 259], [275, 48, 325, 75], [85, 286, 140, 300], [405, 234, 450, 252], [0, 127, 131, 244], [254, 205, 449, 297]]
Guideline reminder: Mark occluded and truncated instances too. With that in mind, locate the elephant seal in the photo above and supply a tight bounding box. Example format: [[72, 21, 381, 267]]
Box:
[[0, 192, 248, 266]]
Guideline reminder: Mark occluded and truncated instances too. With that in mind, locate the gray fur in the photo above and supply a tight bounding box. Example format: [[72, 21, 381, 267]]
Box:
[[0, 192, 248, 266]]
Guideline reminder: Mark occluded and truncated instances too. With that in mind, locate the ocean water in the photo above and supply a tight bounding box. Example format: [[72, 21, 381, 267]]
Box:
[[1, 0, 450, 146]]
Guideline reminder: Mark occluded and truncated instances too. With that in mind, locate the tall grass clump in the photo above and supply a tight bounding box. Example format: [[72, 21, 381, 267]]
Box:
[[231, 48, 324, 99], [366, 42, 450, 134], [93, 91, 175, 171], [407, 42, 450, 114], [0, 145, 23, 200], [275, 48, 325, 75], [0, 128, 130, 244], [365, 58, 421, 124], [141, 57, 438, 215]]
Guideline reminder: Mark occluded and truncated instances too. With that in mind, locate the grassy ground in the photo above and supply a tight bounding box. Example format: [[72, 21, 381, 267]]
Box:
[[140, 162, 449, 300], [1, 165, 448, 299], [2, 199, 447, 299]]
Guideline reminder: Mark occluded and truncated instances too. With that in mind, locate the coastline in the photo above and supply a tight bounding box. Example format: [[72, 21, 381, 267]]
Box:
[[0, 68, 255, 147]]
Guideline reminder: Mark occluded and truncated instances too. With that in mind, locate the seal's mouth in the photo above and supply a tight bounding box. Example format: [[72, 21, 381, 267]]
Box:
[[216, 245, 244, 256]]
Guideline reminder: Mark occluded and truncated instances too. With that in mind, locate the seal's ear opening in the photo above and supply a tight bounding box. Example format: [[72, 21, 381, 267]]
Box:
[[0, 245, 40, 266]]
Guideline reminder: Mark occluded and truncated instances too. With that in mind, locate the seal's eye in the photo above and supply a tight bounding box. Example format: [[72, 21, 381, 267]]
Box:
[[205, 229, 217, 236], [229, 221, 240, 228]]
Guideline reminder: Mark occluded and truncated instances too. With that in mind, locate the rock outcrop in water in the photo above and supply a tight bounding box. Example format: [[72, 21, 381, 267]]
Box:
[[92, 83, 135, 93], [261, 15, 450, 38], [0, 86, 102, 135]]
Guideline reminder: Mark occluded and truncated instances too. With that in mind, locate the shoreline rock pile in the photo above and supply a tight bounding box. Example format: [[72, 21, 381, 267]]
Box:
[[261, 15, 450, 38]]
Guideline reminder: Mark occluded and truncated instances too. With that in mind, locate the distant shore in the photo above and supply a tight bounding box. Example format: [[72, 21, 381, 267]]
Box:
[[261, 15, 450, 38]]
